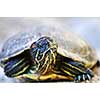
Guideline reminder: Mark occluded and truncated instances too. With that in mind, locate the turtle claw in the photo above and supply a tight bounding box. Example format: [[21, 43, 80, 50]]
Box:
[[74, 69, 94, 82]]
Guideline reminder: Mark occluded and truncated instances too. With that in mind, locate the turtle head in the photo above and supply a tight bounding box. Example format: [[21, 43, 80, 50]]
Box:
[[30, 36, 58, 74]]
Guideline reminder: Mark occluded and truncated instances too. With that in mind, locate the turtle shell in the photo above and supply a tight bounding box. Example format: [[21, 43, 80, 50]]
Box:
[[0, 28, 97, 69]]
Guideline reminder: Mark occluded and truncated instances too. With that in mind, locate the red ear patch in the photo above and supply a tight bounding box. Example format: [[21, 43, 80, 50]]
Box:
[[31, 43, 36, 48]]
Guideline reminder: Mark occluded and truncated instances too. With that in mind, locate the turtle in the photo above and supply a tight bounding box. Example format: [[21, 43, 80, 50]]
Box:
[[0, 31, 99, 82]]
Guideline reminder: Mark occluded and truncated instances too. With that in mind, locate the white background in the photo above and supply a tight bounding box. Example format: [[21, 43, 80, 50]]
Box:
[[0, 0, 100, 100]]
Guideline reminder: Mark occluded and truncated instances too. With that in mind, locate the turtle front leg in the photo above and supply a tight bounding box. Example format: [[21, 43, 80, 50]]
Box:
[[74, 69, 94, 82], [61, 64, 94, 82], [58, 57, 94, 82]]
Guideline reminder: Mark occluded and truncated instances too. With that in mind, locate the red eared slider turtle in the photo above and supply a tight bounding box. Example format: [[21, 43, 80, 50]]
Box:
[[0, 32, 98, 82]]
